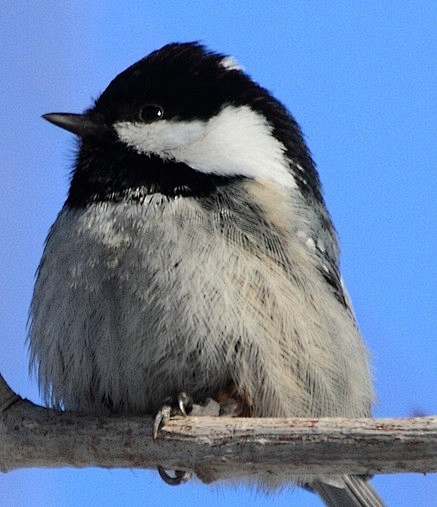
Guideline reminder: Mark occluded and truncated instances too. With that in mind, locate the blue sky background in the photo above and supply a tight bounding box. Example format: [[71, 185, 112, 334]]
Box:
[[1, 2, 436, 506]]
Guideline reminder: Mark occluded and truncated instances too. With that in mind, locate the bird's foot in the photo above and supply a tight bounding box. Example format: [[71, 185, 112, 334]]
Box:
[[153, 392, 193, 486], [153, 392, 193, 438]]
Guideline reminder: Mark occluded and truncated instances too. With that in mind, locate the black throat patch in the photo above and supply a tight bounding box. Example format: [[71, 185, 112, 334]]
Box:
[[67, 139, 241, 207]]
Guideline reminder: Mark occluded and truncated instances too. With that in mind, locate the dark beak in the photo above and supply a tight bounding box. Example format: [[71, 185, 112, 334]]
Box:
[[42, 113, 110, 138]]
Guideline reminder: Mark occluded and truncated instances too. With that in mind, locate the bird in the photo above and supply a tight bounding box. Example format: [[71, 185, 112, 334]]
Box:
[[28, 42, 384, 506]]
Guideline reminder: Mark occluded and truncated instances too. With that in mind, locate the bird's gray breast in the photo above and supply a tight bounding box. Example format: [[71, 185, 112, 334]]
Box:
[[30, 193, 263, 413], [29, 184, 372, 420]]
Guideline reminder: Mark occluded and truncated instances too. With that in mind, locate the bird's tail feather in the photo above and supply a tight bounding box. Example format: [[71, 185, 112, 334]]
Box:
[[311, 475, 385, 507]]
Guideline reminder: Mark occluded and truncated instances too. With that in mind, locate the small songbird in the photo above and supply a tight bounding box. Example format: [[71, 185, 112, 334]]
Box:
[[29, 42, 384, 506]]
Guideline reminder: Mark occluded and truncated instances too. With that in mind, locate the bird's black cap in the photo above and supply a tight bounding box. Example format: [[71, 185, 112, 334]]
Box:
[[43, 42, 322, 206]]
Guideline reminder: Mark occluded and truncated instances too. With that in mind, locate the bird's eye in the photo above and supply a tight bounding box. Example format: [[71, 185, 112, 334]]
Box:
[[139, 104, 164, 123]]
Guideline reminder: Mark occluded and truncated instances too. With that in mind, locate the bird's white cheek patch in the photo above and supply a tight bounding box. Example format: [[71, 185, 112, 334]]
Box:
[[115, 120, 206, 157], [115, 105, 296, 189]]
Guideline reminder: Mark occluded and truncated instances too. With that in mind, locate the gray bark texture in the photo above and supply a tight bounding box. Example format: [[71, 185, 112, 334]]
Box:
[[1, 373, 436, 481]]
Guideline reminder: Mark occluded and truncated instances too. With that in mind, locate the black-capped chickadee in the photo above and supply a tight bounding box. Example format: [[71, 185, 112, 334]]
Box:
[[29, 42, 384, 506]]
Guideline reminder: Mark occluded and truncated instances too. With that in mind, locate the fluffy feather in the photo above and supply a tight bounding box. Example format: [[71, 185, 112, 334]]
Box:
[[29, 42, 381, 504]]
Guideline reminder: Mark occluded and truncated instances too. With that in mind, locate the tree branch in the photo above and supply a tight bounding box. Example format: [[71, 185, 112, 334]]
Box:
[[1, 372, 436, 482]]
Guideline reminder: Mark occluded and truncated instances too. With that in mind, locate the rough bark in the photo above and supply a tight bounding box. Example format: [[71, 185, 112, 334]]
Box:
[[1, 373, 436, 481]]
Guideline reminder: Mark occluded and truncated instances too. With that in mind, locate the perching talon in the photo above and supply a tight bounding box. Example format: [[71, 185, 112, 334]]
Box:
[[153, 392, 194, 486], [153, 392, 193, 439], [157, 466, 192, 486]]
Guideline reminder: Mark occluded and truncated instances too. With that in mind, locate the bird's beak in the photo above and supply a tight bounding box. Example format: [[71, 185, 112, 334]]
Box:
[[42, 113, 110, 138]]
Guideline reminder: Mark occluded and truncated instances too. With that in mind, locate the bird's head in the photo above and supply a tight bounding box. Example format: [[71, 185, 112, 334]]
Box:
[[43, 42, 319, 205]]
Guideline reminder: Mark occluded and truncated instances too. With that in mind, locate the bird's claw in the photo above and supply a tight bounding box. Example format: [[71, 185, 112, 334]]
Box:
[[154, 392, 194, 486], [177, 391, 193, 416], [153, 402, 172, 439], [153, 392, 193, 439], [157, 466, 192, 486]]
